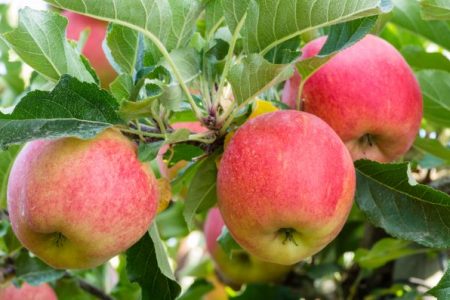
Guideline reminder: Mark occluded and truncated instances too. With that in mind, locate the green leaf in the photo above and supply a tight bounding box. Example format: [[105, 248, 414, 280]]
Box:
[[231, 284, 301, 300], [2, 8, 94, 83], [159, 48, 201, 110], [416, 70, 450, 128], [414, 138, 450, 165], [54, 278, 96, 300], [355, 238, 428, 269], [163, 144, 204, 167], [171, 161, 201, 195], [319, 16, 378, 56], [296, 16, 378, 85], [355, 160, 450, 248], [138, 141, 164, 163], [106, 24, 140, 75], [148, 224, 176, 281], [222, 0, 392, 54], [264, 36, 300, 64], [14, 249, 65, 286], [401, 45, 450, 72], [217, 226, 243, 258], [228, 54, 293, 105], [0, 145, 20, 208], [44, 0, 203, 53], [110, 74, 134, 102], [427, 265, 450, 298], [391, 0, 450, 50], [205, 0, 225, 37], [156, 201, 189, 240], [0, 75, 122, 149], [166, 128, 191, 144], [178, 279, 213, 300], [126, 229, 181, 300], [184, 155, 218, 229], [420, 0, 450, 20]]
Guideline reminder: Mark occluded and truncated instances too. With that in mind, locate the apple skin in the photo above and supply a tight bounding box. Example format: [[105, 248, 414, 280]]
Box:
[[282, 34, 423, 162], [204, 208, 291, 285], [0, 282, 57, 300], [7, 129, 158, 269], [63, 11, 117, 87], [217, 110, 355, 266]]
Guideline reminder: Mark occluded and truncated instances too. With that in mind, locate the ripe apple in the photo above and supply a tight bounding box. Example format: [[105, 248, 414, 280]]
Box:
[[0, 282, 57, 300], [282, 34, 423, 162], [217, 111, 355, 266], [63, 11, 117, 87], [7, 129, 158, 269], [204, 208, 291, 285]]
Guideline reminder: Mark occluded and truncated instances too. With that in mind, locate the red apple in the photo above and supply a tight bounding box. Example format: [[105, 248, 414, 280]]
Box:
[[0, 282, 57, 300], [7, 129, 158, 269], [282, 34, 422, 162], [217, 111, 355, 265], [63, 11, 117, 87], [204, 208, 291, 285]]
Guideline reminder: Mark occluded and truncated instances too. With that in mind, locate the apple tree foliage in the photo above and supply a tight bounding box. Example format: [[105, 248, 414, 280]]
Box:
[[0, 0, 449, 299]]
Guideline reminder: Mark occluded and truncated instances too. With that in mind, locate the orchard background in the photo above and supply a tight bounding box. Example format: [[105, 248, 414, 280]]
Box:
[[0, 0, 449, 299]]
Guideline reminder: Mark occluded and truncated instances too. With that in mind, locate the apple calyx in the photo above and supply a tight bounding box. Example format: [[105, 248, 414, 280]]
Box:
[[53, 232, 67, 248], [278, 228, 299, 246], [359, 134, 375, 148]]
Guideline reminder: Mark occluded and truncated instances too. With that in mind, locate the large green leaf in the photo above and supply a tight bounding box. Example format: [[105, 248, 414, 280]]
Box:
[[416, 70, 450, 128], [355, 160, 450, 249], [126, 230, 181, 300], [420, 0, 450, 20], [184, 155, 218, 229], [0, 75, 122, 149], [2, 8, 94, 83], [391, 0, 450, 50], [228, 54, 293, 105], [427, 265, 450, 298], [44, 0, 203, 53], [222, 0, 392, 54]]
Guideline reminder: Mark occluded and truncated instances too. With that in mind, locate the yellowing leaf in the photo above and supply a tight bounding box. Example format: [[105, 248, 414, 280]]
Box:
[[249, 99, 279, 119], [157, 178, 172, 214]]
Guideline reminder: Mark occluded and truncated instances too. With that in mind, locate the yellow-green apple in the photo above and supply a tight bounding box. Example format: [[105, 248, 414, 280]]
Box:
[[217, 111, 355, 266], [7, 129, 158, 269], [282, 34, 422, 162], [0, 282, 57, 300], [204, 208, 291, 285], [63, 11, 117, 87]]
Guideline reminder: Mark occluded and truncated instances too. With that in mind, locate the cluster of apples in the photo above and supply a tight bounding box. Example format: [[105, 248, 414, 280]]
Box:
[[204, 34, 422, 285], [4, 11, 422, 293]]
